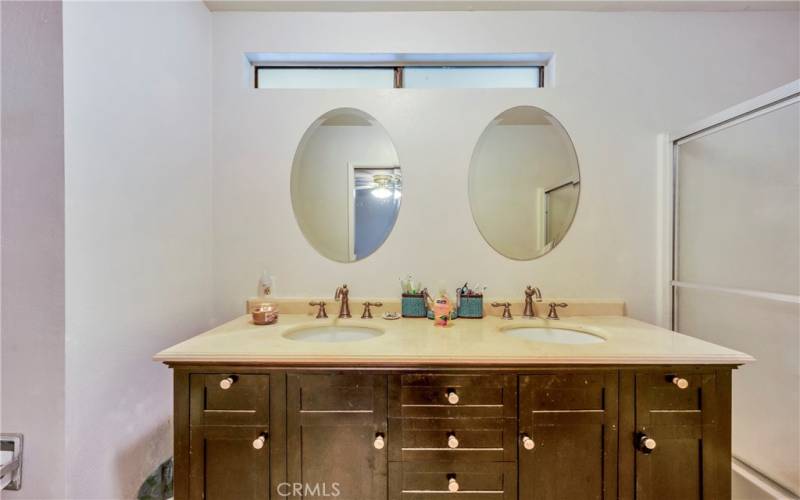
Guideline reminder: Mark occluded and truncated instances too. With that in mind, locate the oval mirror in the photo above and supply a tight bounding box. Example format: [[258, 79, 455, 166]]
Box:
[[291, 108, 402, 262], [469, 106, 580, 260]]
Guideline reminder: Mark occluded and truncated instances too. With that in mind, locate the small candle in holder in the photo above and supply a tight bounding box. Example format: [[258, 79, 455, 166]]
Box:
[[252, 303, 278, 325]]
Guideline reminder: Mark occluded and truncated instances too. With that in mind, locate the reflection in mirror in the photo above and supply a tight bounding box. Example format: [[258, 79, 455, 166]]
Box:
[[469, 106, 580, 260], [291, 108, 402, 262]]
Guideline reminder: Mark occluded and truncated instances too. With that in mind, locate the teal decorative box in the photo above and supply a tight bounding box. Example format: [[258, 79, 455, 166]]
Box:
[[402, 294, 427, 318], [457, 295, 484, 318]]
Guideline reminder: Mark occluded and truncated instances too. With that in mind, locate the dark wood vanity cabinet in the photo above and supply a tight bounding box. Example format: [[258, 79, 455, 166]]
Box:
[[623, 370, 730, 500], [286, 374, 388, 500], [518, 372, 618, 500], [183, 372, 285, 500], [189, 426, 272, 499], [171, 367, 732, 500]]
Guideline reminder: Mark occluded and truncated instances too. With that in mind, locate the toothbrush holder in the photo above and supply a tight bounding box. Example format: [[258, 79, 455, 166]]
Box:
[[401, 293, 428, 318], [457, 294, 484, 319]]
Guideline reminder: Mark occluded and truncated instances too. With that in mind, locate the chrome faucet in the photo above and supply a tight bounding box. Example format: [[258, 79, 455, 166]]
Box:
[[523, 286, 542, 318], [334, 284, 352, 318]]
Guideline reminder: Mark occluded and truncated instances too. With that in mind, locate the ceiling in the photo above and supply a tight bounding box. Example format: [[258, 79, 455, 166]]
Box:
[[205, 0, 800, 12]]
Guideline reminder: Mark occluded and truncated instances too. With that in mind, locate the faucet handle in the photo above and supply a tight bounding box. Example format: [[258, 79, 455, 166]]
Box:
[[547, 302, 568, 320], [309, 301, 328, 319], [361, 302, 383, 319], [491, 302, 513, 320]]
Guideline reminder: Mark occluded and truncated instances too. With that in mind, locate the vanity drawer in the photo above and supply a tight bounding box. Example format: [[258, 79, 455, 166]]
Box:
[[190, 373, 270, 426], [389, 461, 516, 500], [390, 374, 517, 418], [389, 417, 516, 462], [188, 426, 271, 500], [635, 371, 715, 422]]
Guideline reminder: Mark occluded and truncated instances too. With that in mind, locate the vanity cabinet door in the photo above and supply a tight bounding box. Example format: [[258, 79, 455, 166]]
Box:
[[631, 370, 727, 500], [286, 373, 388, 500], [189, 427, 271, 500], [518, 372, 618, 500]]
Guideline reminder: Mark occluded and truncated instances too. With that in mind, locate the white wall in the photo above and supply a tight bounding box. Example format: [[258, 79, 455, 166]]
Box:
[[1, 2, 66, 497], [211, 10, 799, 322], [63, 2, 213, 497]]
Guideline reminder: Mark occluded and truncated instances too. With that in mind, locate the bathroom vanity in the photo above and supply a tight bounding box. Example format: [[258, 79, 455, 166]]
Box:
[[155, 309, 752, 500]]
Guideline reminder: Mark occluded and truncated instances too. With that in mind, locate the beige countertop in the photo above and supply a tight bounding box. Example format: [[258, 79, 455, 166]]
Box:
[[154, 313, 753, 366]]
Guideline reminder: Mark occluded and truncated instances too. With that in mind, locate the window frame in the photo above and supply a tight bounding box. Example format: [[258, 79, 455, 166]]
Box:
[[254, 65, 545, 89]]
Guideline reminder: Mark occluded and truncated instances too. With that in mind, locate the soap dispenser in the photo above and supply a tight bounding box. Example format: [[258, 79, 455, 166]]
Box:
[[259, 271, 274, 296]]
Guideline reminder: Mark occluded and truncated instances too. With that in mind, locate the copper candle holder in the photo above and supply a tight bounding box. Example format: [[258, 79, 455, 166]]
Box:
[[252, 303, 278, 325]]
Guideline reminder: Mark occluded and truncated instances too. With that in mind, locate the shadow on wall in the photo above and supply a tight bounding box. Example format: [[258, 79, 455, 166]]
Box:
[[115, 418, 173, 499]]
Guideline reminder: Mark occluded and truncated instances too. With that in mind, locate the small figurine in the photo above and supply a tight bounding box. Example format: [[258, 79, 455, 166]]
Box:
[[426, 288, 454, 327]]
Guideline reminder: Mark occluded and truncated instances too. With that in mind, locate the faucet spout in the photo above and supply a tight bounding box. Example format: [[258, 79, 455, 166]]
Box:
[[523, 285, 542, 318], [334, 284, 352, 318]]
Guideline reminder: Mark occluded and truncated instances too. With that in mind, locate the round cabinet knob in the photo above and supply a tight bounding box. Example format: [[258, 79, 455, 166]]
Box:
[[522, 435, 535, 450], [448, 477, 459, 492], [445, 390, 459, 405], [252, 434, 267, 450], [447, 433, 459, 449], [219, 376, 236, 390], [374, 434, 386, 450], [638, 434, 657, 453], [672, 377, 689, 390]]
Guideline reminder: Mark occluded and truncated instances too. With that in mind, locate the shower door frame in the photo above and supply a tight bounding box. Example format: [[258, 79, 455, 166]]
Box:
[[657, 79, 800, 329], [659, 78, 800, 498]]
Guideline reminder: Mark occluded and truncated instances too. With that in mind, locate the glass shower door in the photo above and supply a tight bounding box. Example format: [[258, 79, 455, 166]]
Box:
[[673, 92, 800, 496]]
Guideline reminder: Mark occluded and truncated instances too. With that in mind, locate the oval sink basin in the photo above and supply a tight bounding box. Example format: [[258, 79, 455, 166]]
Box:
[[504, 327, 605, 344], [283, 325, 384, 343]]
